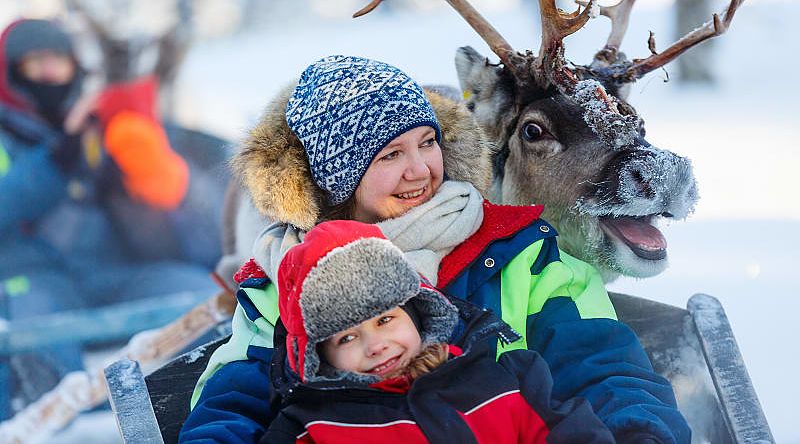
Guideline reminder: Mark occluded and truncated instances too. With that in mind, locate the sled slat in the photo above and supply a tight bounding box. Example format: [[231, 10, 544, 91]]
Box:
[[689, 294, 774, 443], [0, 291, 210, 355], [105, 359, 165, 444]]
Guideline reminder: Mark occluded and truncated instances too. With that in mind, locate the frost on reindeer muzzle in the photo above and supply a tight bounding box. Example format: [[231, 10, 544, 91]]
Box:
[[578, 145, 698, 262]]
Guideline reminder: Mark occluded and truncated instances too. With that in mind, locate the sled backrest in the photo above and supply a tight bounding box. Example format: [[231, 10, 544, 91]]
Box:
[[144, 339, 226, 442], [123, 293, 773, 444], [613, 293, 772, 443]]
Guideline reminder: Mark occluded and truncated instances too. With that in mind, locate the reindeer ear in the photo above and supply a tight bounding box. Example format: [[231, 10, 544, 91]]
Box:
[[454, 46, 501, 101], [454, 46, 512, 142]]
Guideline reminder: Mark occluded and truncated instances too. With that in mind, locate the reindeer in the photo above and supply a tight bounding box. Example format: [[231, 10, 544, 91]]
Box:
[[65, 0, 193, 115], [350, 4, 746, 440], [355, 0, 742, 282]]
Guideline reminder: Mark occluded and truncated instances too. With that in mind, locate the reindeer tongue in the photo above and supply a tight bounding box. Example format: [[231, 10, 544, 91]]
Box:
[[600, 216, 667, 260]]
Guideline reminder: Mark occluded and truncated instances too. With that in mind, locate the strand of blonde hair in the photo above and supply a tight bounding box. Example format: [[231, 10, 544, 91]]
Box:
[[386, 343, 450, 380]]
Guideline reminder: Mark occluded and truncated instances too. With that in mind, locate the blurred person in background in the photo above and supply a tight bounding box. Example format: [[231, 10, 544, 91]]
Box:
[[0, 18, 222, 419]]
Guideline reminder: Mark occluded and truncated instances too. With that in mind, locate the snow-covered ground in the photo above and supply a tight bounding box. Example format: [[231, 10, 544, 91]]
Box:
[[48, 0, 799, 442]]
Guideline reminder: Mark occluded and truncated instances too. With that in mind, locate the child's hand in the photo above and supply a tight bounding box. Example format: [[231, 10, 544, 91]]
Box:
[[63, 89, 99, 135]]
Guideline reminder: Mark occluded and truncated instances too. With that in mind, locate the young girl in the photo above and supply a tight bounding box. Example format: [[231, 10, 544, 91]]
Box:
[[262, 220, 614, 443], [181, 55, 689, 443]]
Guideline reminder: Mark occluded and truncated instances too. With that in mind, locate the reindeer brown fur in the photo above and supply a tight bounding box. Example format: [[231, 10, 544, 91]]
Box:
[[356, 0, 742, 282]]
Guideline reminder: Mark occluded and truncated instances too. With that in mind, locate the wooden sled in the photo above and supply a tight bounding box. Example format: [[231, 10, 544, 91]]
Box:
[[104, 292, 774, 444]]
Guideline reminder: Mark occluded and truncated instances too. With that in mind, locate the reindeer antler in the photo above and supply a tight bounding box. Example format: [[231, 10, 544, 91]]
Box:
[[443, 0, 526, 77], [354, 0, 597, 89], [619, 0, 743, 82], [67, 0, 137, 82], [538, 0, 595, 57], [535, 0, 596, 89], [577, 0, 635, 68], [577, 0, 635, 52], [352, 0, 382, 18]]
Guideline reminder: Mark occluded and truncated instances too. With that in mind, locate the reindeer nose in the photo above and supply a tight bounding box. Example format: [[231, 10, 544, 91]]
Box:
[[626, 167, 655, 199], [612, 146, 698, 219]]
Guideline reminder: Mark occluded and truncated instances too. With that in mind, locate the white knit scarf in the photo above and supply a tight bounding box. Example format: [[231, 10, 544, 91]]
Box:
[[377, 180, 484, 285], [253, 180, 484, 287]]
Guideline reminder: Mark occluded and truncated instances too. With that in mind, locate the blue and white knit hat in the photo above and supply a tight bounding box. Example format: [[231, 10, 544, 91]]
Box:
[[285, 55, 442, 205]]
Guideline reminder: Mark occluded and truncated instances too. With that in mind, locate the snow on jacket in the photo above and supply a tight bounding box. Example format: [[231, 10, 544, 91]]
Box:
[[180, 87, 690, 444], [262, 295, 615, 444]]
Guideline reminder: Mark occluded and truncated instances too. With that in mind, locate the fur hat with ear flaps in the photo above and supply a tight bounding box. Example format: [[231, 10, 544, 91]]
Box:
[[231, 79, 494, 230], [278, 220, 459, 383]]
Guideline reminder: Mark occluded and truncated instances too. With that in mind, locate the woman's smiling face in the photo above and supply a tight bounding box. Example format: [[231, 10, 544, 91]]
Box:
[[353, 126, 443, 223]]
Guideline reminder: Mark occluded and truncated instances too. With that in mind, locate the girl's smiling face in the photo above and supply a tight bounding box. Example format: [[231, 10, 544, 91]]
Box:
[[353, 126, 443, 223], [320, 306, 422, 379]]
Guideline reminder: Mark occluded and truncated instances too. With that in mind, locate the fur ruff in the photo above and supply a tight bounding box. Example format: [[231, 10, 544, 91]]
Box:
[[231, 84, 494, 230]]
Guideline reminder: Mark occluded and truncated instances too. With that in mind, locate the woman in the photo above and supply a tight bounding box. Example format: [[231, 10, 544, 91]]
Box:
[[180, 56, 689, 443]]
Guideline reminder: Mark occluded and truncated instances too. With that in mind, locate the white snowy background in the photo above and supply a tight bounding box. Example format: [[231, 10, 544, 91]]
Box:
[[2, 0, 797, 442]]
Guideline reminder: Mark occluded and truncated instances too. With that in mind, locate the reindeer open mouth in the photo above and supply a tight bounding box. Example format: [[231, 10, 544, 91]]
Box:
[[599, 215, 667, 261], [579, 145, 698, 272]]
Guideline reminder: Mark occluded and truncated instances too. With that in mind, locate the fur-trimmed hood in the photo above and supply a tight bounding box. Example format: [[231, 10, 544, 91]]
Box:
[[231, 84, 494, 230]]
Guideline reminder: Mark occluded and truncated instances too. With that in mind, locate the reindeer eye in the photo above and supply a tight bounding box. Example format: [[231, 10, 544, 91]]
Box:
[[521, 123, 543, 141]]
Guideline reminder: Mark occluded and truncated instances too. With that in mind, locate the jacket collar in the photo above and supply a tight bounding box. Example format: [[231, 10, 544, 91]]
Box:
[[0, 102, 59, 144], [438, 201, 544, 288]]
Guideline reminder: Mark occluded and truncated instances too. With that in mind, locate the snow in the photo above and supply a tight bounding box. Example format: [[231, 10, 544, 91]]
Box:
[[18, 0, 800, 442], [124, 329, 160, 362], [117, 361, 141, 391], [573, 78, 642, 149], [184, 347, 205, 364], [0, 372, 95, 443], [588, 1, 601, 19]]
